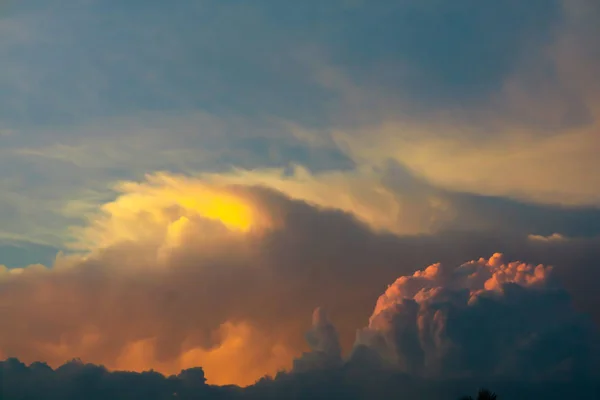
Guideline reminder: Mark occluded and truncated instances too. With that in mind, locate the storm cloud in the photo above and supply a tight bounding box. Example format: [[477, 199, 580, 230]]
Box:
[[0, 175, 599, 388]]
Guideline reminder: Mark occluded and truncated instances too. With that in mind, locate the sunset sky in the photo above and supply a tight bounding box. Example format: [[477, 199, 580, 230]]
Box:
[[1, 0, 600, 395]]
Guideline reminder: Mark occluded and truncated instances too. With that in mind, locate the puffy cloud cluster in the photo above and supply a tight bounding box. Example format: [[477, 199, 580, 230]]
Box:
[[354, 254, 597, 379], [292, 308, 342, 373], [1, 173, 600, 389], [0, 173, 415, 386], [69, 173, 274, 252]]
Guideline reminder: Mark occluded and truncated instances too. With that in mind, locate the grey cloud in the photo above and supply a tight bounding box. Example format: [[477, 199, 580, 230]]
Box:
[[1, 186, 600, 397], [3, 357, 600, 400], [0, 358, 222, 400], [380, 162, 600, 238], [354, 256, 597, 380], [293, 308, 343, 373], [1, 186, 600, 377]]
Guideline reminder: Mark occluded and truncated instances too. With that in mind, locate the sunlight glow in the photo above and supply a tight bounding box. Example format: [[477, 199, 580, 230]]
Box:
[[72, 174, 261, 251]]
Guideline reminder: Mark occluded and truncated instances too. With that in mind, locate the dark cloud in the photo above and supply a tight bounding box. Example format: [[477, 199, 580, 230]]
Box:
[[444, 193, 600, 238], [1, 185, 600, 387], [381, 162, 600, 238], [2, 346, 599, 400], [354, 254, 598, 380], [248, 368, 600, 400], [0, 358, 231, 400], [292, 308, 343, 373]]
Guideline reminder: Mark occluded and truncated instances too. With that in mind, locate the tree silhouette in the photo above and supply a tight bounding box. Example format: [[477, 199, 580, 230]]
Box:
[[459, 388, 497, 400]]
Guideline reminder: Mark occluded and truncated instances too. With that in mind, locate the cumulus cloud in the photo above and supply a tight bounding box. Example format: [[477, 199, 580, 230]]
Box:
[[265, 254, 599, 385], [0, 177, 300, 386], [0, 173, 421, 386], [68, 172, 273, 251], [354, 254, 597, 380], [1, 251, 600, 400], [292, 308, 342, 373], [1, 173, 600, 389], [4, 253, 599, 399]]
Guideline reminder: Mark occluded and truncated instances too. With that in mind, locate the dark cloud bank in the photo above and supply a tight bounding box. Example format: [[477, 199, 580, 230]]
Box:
[[2, 346, 599, 400], [3, 188, 600, 399]]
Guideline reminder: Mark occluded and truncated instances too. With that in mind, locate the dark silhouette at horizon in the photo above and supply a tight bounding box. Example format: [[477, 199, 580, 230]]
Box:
[[2, 357, 598, 400]]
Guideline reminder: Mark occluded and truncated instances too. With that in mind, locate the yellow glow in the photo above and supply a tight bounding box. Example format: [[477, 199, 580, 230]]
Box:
[[200, 165, 454, 236], [164, 216, 190, 246], [73, 174, 262, 251], [177, 192, 254, 232]]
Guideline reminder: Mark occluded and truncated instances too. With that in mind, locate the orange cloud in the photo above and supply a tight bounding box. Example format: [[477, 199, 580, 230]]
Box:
[[0, 174, 385, 386], [111, 322, 294, 387], [354, 254, 592, 378], [3, 173, 597, 386], [0, 176, 297, 385]]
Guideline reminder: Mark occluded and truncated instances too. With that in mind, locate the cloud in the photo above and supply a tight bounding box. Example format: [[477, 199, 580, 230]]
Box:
[[528, 233, 568, 242], [3, 357, 600, 400], [3, 254, 599, 399], [68, 172, 270, 251], [2, 173, 600, 388], [1, 1, 599, 397], [354, 253, 597, 380], [1, 0, 599, 262], [201, 165, 453, 236], [0, 358, 221, 400], [308, 0, 600, 208], [200, 165, 600, 240], [0, 113, 353, 254], [332, 123, 600, 207], [0, 173, 416, 386], [292, 308, 342, 373]]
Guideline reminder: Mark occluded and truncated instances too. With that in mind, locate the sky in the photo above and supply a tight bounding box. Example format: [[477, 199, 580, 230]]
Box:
[[1, 0, 600, 398]]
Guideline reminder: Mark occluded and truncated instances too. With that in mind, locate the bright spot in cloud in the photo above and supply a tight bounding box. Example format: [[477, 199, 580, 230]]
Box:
[[71, 173, 264, 252]]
